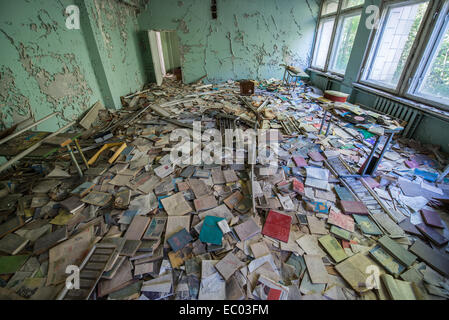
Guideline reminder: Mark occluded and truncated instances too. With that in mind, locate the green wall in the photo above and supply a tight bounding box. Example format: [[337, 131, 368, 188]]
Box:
[[138, 0, 320, 84], [0, 0, 151, 132], [1, 0, 320, 131], [0, 0, 103, 131]]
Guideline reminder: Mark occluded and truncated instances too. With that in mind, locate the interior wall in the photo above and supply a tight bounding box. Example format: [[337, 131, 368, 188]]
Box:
[[84, 0, 150, 109], [138, 0, 321, 84], [0, 0, 104, 131], [0, 0, 151, 132], [1, 0, 320, 132]]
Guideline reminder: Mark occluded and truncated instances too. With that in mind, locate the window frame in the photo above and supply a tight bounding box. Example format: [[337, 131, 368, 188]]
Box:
[[311, 16, 337, 70], [328, 9, 363, 75], [405, 0, 449, 108], [310, 0, 364, 76], [358, 0, 449, 111]]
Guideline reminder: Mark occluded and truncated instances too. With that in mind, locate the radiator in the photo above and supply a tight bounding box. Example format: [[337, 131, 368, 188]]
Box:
[[371, 96, 423, 138], [314, 75, 332, 91]]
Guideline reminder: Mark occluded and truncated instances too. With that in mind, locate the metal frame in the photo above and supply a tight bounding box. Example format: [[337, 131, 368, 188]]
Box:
[[311, 0, 365, 75]]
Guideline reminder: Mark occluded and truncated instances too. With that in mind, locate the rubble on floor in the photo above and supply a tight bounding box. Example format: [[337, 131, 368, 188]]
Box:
[[0, 76, 448, 300]]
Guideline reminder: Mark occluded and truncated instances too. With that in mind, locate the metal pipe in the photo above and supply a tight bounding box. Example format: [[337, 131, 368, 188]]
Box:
[[361, 134, 381, 176], [0, 112, 59, 146], [371, 132, 394, 176], [67, 144, 83, 178], [319, 110, 328, 134], [325, 114, 333, 136], [0, 121, 75, 173]]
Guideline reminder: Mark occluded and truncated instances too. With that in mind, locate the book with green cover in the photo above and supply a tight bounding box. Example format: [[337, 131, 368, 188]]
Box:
[[378, 235, 417, 267], [353, 214, 382, 235], [199, 216, 224, 245], [330, 225, 352, 241], [0, 255, 29, 275], [370, 245, 405, 276], [319, 234, 348, 263]]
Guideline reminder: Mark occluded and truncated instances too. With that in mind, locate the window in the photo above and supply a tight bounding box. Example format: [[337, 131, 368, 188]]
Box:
[[311, 0, 363, 75], [362, 0, 429, 89], [329, 12, 361, 74], [408, 0, 449, 107], [360, 0, 449, 110], [313, 18, 336, 69]]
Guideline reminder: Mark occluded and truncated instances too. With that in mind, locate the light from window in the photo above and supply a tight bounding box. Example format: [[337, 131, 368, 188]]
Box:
[[342, 0, 364, 10], [416, 22, 449, 103], [312, 18, 336, 69], [329, 12, 361, 74], [322, 0, 339, 16], [365, 1, 429, 89]]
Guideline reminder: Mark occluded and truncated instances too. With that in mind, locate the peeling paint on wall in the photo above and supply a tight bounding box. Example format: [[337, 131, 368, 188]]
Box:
[[0, 67, 32, 129], [138, 0, 320, 84], [86, 0, 148, 108], [0, 28, 94, 123], [0, 0, 148, 130]]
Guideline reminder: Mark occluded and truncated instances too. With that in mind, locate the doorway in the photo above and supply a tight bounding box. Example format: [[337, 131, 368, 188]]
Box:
[[148, 30, 182, 86]]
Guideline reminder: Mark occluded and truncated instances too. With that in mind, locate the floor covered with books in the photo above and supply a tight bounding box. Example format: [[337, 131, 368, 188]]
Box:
[[0, 77, 448, 300]]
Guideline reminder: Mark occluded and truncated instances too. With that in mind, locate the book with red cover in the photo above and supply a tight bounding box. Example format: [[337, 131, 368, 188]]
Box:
[[421, 209, 444, 229], [293, 156, 307, 167], [416, 223, 448, 246], [340, 200, 369, 215], [267, 288, 282, 300], [292, 178, 304, 195], [262, 210, 292, 243], [308, 151, 325, 162]]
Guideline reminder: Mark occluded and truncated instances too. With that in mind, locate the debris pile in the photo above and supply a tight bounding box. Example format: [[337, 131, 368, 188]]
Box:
[[0, 76, 448, 300]]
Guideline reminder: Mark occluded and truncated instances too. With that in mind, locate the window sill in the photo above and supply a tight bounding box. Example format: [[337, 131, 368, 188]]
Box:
[[352, 82, 449, 122], [307, 68, 344, 82]]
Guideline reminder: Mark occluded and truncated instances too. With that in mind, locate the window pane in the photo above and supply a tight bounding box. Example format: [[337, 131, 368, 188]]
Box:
[[342, 0, 364, 10], [322, 0, 339, 16], [416, 22, 449, 103], [329, 13, 361, 74], [312, 18, 336, 69], [366, 1, 428, 88]]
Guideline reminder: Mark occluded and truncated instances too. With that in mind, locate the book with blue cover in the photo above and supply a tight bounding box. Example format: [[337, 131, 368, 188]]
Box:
[[199, 216, 224, 245], [167, 228, 193, 252]]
